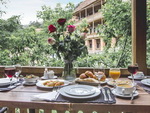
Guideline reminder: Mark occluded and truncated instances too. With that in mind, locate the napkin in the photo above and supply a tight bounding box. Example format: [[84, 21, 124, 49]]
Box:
[[31, 91, 59, 101], [0, 82, 21, 92]]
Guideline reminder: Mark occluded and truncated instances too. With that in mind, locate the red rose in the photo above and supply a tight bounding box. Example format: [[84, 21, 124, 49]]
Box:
[[57, 18, 66, 25], [67, 25, 76, 33], [48, 25, 56, 33], [48, 37, 56, 45]]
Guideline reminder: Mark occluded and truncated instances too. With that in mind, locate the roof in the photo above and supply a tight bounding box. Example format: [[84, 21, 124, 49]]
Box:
[[74, 0, 97, 13]]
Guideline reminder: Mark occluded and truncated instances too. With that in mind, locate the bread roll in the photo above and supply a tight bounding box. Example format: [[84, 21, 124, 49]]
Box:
[[85, 71, 94, 78], [79, 73, 87, 79]]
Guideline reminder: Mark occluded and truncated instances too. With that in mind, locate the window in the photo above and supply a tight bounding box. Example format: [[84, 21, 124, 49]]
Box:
[[89, 40, 92, 48], [96, 39, 100, 48]]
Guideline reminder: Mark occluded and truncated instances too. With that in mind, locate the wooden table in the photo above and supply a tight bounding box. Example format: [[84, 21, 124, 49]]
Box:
[[0, 78, 150, 113]]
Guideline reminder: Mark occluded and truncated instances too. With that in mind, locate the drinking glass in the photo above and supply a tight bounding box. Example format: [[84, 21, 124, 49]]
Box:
[[128, 63, 138, 86], [109, 68, 120, 86], [15, 64, 22, 82], [93, 67, 105, 89], [4, 66, 16, 85]]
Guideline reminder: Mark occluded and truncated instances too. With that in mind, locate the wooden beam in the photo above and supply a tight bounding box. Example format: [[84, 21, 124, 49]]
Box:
[[132, 0, 147, 74]]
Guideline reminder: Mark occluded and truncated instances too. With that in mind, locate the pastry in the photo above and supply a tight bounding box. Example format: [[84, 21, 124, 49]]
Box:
[[85, 71, 94, 78], [77, 78, 99, 83], [79, 73, 88, 79]]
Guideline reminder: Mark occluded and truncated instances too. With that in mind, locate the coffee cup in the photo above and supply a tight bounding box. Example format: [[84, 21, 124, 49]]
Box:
[[116, 83, 135, 95], [133, 72, 144, 78], [47, 70, 54, 79]]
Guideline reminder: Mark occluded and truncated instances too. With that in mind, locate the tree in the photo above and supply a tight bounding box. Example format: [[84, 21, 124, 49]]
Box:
[[0, 0, 7, 17], [97, 0, 132, 67]]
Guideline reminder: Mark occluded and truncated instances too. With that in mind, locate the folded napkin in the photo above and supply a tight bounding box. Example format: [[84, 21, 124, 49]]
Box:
[[32, 87, 116, 104], [0, 82, 21, 92], [31, 91, 58, 101]]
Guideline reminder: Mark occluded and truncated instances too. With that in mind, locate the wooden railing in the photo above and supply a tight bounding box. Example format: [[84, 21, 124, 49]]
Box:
[[0, 66, 131, 78]]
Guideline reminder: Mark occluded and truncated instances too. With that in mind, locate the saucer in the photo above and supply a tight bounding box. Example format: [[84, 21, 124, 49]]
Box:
[[112, 89, 139, 98], [23, 82, 36, 86], [41, 75, 57, 80], [128, 76, 145, 80]]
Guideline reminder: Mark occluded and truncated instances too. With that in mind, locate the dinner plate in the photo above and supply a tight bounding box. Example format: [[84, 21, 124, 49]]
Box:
[[75, 78, 108, 86], [64, 85, 96, 96], [112, 89, 139, 98], [41, 75, 57, 80], [128, 76, 146, 80], [59, 85, 101, 99], [36, 79, 70, 89], [141, 79, 150, 86], [0, 78, 17, 86]]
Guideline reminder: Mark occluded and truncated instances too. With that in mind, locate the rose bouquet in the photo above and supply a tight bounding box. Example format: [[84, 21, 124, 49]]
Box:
[[48, 18, 88, 80]]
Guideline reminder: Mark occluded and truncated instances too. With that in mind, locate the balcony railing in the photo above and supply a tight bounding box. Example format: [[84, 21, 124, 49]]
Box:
[[75, 12, 103, 25]]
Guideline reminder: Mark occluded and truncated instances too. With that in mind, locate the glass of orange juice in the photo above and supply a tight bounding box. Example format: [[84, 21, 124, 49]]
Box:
[[109, 68, 120, 86]]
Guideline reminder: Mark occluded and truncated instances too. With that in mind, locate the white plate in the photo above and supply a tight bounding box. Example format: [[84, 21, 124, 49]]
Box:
[[141, 79, 150, 86], [41, 76, 57, 80], [0, 78, 17, 86], [128, 76, 146, 80], [59, 85, 101, 99], [36, 79, 70, 89], [64, 85, 96, 96], [23, 82, 36, 86], [107, 80, 132, 86], [75, 78, 108, 86], [112, 89, 139, 98]]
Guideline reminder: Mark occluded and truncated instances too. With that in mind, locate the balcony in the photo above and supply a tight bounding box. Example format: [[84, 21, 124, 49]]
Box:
[[75, 12, 103, 25]]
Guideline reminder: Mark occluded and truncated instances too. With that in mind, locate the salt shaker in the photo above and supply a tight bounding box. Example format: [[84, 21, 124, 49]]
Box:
[[43, 68, 49, 79], [47, 70, 54, 79]]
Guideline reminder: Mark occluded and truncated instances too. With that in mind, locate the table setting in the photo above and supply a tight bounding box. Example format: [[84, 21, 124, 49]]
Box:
[[30, 65, 148, 103]]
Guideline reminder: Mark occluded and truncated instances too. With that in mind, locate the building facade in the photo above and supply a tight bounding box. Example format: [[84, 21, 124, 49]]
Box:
[[73, 0, 106, 54]]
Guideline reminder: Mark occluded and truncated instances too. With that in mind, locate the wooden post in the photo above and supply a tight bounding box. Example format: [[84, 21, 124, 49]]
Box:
[[132, 0, 147, 74]]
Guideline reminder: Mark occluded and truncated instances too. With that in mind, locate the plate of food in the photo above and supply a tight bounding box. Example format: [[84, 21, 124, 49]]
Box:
[[24, 74, 39, 83], [36, 79, 70, 89], [75, 71, 107, 85]]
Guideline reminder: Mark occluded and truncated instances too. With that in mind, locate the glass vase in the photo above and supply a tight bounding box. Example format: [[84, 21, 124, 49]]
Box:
[[62, 60, 76, 81]]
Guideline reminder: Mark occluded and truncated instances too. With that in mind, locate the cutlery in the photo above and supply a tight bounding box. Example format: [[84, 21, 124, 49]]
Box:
[[53, 87, 60, 100], [107, 89, 113, 101], [131, 88, 136, 104], [102, 88, 108, 102]]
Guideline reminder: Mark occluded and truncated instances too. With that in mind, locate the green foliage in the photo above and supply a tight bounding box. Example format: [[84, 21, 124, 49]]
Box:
[[0, 1, 149, 68], [97, 0, 132, 67], [147, 0, 150, 66]]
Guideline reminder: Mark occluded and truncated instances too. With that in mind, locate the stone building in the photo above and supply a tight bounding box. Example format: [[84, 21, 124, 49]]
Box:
[[73, 0, 106, 53]]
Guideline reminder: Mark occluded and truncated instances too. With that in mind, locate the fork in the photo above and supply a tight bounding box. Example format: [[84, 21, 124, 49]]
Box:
[[107, 89, 113, 101], [52, 86, 60, 100], [102, 88, 108, 102]]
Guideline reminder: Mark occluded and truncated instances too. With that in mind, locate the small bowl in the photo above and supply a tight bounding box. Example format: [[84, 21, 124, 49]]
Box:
[[24, 75, 39, 83]]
